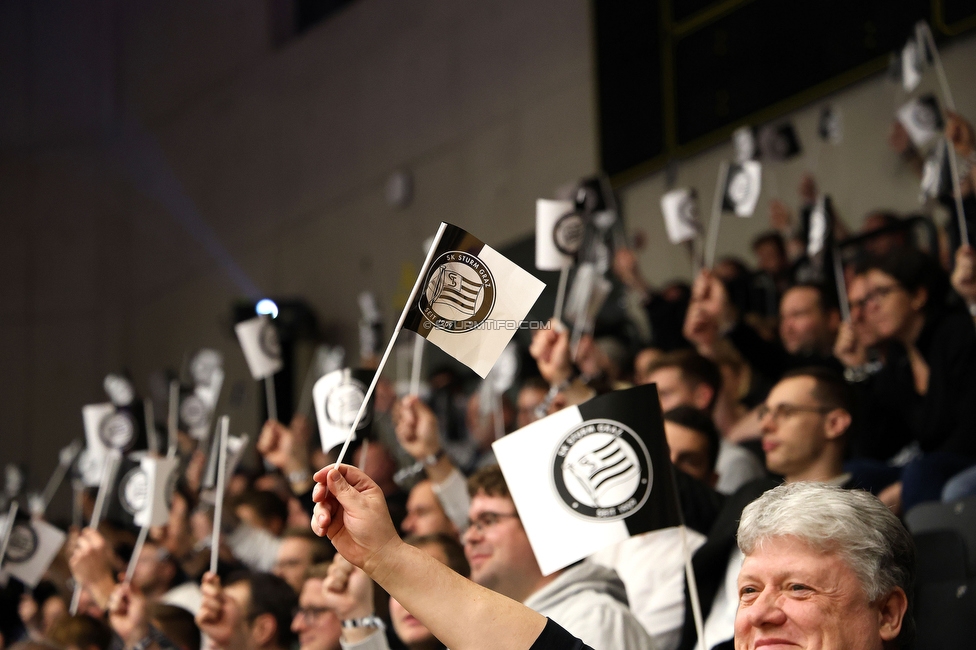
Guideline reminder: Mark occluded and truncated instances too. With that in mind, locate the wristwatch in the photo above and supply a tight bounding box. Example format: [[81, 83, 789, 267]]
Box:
[[422, 449, 446, 466], [342, 615, 386, 630]]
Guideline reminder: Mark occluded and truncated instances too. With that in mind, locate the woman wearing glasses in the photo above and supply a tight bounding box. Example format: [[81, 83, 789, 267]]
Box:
[[846, 247, 976, 512]]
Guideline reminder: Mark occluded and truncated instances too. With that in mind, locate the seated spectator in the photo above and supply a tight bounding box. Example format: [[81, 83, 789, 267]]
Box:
[[291, 564, 342, 650], [735, 483, 912, 650], [846, 248, 976, 512], [47, 614, 113, 650], [514, 377, 549, 429], [401, 479, 458, 538], [131, 538, 202, 615], [272, 528, 336, 594], [463, 466, 654, 649], [195, 572, 298, 650], [662, 406, 720, 489], [234, 491, 288, 538]]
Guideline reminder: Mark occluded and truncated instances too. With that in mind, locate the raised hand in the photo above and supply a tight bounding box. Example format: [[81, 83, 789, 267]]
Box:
[[529, 320, 572, 385]]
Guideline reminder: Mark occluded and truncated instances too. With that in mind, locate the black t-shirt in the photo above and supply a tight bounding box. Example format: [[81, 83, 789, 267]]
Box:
[[530, 619, 594, 650]]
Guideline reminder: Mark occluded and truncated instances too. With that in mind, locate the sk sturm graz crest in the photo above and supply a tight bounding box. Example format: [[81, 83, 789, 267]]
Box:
[[99, 411, 138, 452], [258, 320, 281, 359], [419, 252, 496, 332], [324, 375, 371, 431], [118, 466, 149, 516], [552, 211, 586, 256], [552, 419, 652, 521], [5, 521, 39, 564]]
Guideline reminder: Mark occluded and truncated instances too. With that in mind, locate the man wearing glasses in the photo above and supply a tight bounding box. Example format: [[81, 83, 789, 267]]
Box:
[[462, 465, 655, 650], [677, 366, 855, 650]]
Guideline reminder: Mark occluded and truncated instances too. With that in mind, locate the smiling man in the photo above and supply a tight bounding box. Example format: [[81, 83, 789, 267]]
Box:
[[463, 466, 655, 650], [734, 482, 912, 650]]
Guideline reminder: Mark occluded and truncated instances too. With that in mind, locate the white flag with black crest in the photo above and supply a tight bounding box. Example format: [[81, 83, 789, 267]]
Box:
[[732, 126, 758, 163], [136, 456, 180, 528], [82, 403, 143, 484], [492, 384, 680, 576], [920, 137, 952, 202], [722, 162, 762, 217], [897, 94, 944, 149], [807, 195, 830, 258], [313, 368, 375, 453], [235, 316, 283, 379], [0, 513, 66, 588], [536, 199, 583, 271], [201, 434, 249, 504], [660, 188, 701, 244]]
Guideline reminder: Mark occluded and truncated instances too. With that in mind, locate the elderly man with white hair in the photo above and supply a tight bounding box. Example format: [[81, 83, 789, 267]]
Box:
[[734, 482, 914, 650]]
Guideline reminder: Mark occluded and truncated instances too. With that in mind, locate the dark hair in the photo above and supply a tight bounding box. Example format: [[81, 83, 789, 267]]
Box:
[[147, 602, 201, 650], [48, 615, 113, 650], [783, 282, 839, 313], [281, 526, 336, 564], [646, 349, 722, 412], [405, 533, 471, 578], [467, 465, 510, 500], [751, 231, 786, 257], [780, 366, 852, 414], [234, 490, 289, 527], [862, 248, 949, 318], [662, 406, 721, 473], [226, 572, 298, 649]]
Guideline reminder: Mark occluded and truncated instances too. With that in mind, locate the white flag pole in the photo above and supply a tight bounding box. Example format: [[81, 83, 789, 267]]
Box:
[[409, 334, 424, 396], [945, 134, 970, 246], [124, 524, 150, 584], [333, 223, 449, 469], [40, 442, 81, 515], [919, 23, 957, 112], [833, 244, 851, 322], [704, 162, 731, 270], [264, 376, 278, 423], [71, 478, 83, 529], [666, 460, 706, 650], [552, 265, 570, 323], [0, 502, 18, 568], [71, 450, 121, 614], [167, 380, 179, 459], [357, 439, 370, 472], [210, 416, 230, 575]]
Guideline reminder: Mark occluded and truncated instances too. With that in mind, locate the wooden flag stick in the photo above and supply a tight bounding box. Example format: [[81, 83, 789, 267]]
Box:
[[210, 416, 230, 576], [0, 502, 18, 568], [264, 376, 278, 423], [71, 451, 121, 614], [552, 265, 570, 323], [167, 381, 179, 459], [124, 524, 150, 584], [409, 334, 424, 396], [704, 162, 731, 270], [333, 223, 448, 469]]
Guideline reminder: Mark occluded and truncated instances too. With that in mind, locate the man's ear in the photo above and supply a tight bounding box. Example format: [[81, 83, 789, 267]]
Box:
[[251, 612, 278, 646], [692, 384, 715, 412], [824, 409, 851, 440], [877, 587, 908, 642]]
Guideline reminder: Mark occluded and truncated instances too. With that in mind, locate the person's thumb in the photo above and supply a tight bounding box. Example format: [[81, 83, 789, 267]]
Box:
[[328, 467, 359, 504]]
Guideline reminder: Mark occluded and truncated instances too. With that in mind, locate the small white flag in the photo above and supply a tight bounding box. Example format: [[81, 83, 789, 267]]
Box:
[[82, 403, 145, 485], [235, 316, 283, 379], [536, 199, 583, 271], [493, 384, 680, 576], [807, 196, 829, 258], [660, 188, 701, 244], [0, 514, 66, 588], [402, 223, 545, 378], [920, 137, 952, 202], [722, 162, 762, 217], [897, 94, 944, 149], [136, 456, 180, 528], [732, 126, 758, 163], [313, 368, 375, 453]]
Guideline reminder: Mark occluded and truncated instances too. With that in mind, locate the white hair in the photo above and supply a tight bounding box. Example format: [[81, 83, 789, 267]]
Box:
[[737, 483, 914, 641]]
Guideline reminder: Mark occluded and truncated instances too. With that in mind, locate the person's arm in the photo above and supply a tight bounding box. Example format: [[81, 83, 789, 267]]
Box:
[[69, 528, 119, 611], [319, 556, 386, 647], [256, 419, 314, 496], [310, 465, 548, 650], [195, 573, 249, 650]]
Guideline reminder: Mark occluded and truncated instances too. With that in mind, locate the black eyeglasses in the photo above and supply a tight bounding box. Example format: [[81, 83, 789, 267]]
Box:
[[293, 606, 332, 623], [851, 284, 900, 311], [465, 511, 520, 534], [756, 403, 832, 423]]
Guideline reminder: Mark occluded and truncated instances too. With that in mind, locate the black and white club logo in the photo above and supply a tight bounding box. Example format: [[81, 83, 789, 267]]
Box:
[[6, 523, 38, 564], [551, 419, 652, 521], [258, 321, 281, 359], [727, 168, 753, 207], [180, 395, 208, 428], [118, 467, 149, 516], [99, 412, 137, 451], [325, 378, 371, 430], [419, 252, 495, 333], [553, 212, 585, 256]]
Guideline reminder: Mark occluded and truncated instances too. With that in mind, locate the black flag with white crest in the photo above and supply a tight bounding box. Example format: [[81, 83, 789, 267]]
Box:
[[897, 94, 944, 149], [313, 368, 376, 453], [660, 188, 701, 244], [493, 384, 680, 576], [722, 162, 762, 217], [758, 122, 802, 162]]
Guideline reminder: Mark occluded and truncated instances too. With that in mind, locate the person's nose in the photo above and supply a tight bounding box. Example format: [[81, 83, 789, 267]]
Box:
[[740, 587, 788, 629]]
